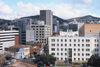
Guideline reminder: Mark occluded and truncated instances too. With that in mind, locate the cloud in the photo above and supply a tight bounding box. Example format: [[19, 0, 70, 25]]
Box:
[[83, 0, 92, 3], [17, 2, 40, 17], [47, 4, 89, 19], [0, 1, 14, 19], [0, 1, 98, 20]]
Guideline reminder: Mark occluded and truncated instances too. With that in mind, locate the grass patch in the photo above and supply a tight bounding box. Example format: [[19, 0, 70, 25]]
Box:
[[73, 63, 81, 65], [56, 64, 67, 66]]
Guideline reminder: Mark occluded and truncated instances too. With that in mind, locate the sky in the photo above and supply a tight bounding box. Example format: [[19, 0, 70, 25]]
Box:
[[0, 0, 100, 20]]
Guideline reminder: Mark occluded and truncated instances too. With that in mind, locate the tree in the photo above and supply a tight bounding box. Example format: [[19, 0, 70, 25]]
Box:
[[35, 54, 56, 66], [33, 52, 37, 56], [87, 55, 100, 67]]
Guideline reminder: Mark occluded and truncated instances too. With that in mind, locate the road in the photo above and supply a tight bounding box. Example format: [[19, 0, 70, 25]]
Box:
[[10, 61, 36, 67]]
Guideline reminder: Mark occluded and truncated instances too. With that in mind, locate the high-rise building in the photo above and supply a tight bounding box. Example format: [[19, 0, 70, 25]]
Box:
[[40, 10, 53, 35]]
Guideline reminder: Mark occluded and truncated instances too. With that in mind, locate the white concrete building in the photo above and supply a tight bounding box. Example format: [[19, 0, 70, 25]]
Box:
[[49, 31, 100, 63], [0, 30, 19, 54]]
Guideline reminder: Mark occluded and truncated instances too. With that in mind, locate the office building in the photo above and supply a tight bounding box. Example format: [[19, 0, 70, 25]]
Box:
[[32, 24, 51, 44], [0, 30, 19, 54], [40, 10, 53, 35], [83, 24, 100, 36], [49, 31, 100, 63]]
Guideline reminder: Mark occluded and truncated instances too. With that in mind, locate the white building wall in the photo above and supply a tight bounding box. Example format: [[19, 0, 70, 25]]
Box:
[[0, 30, 18, 54], [26, 30, 34, 44], [49, 36, 100, 62]]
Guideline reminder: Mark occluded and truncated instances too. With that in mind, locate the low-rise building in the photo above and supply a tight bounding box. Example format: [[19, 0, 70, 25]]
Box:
[[49, 31, 100, 63], [6, 45, 30, 59], [29, 43, 45, 57], [0, 30, 19, 54]]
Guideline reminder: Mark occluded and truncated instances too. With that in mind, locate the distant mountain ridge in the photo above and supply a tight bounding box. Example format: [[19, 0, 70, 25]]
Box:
[[66, 15, 100, 23], [21, 15, 100, 23], [0, 15, 100, 26]]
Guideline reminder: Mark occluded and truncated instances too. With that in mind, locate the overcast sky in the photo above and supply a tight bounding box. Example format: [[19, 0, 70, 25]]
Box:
[[0, 0, 100, 20]]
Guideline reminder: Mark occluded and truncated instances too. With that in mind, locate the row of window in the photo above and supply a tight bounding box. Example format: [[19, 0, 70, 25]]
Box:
[[51, 44, 91, 47], [51, 48, 91, 51], [51, 53, 90, 56], [56, 57, 89, 61], [51, 39, 99, 42]]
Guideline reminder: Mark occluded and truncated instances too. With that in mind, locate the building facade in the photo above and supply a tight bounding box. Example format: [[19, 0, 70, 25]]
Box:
[[6, 45, 30, 59], [0, 30, 19, 54], [40, 10, 53, 35], [32, 25, 51, 44], [49, 32, 100, 63], [83, 24, 100, 36]]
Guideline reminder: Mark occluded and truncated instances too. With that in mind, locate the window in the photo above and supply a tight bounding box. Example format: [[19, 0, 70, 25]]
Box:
[[74, 58, 76, 60], [51, 53, 55, 55], [65, 58, 67, 60], [82, 39, 84, 42], [86, 53, 90, 56], [78, 49, 80, 51], [74, 44, 76, 46], [57, 53, 59, 55], [61, 44, 63, 46], [82, 44, 84, 47], [86, 44, 90, 47], [57, 58, 59, 60], [61, 39, 63, 42], [97, 39, 99, 42], [74, 53, 76, 56], [61, 58, 63, 60], [78, 39, 80, 42], [82, 53, 84, 56], [57, 48, 59, 51], [65, 44, 67, 46], [95, 39, 96, 42], [97, 44, 99, 47], [51, 44, 55, 46], [52, 39, 55, 42], [95, 44, 99, 47], [95, 49, 99, 52], [74, 48, 76, 51], [78, 44, 80, 46], [61, 48, 63, 51], [65, 48, 67, 51], [61, 53, 63, 55], [86, 58, 89, 60], [78, 58, 80, 60], [69, 39, 71, 42], [86, 39, 90, 42], [90, 30, 91, 32], [69, 44, 71, 46], [82, 58, 84, 60], [82, 49, 84, 51], [65, 39, 67, 42], [65, 53, 67, 55], [86, 49, 90, 51], [74, 39, 76, 42], [51, 48, 55, 51], [78, 53, 80, 56], [57, 39, 59, 42]]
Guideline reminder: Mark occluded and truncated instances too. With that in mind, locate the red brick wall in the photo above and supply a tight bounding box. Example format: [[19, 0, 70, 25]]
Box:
[[15, 35, 19, 46]]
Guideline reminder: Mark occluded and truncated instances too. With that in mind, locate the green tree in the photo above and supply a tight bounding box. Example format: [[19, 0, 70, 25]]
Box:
[[87, 55, 100, 67], [35, 54, 56, 66]]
